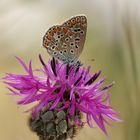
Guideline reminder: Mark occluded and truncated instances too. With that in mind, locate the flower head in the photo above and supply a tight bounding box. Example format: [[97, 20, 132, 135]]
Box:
[[3, 55, 121, 135]]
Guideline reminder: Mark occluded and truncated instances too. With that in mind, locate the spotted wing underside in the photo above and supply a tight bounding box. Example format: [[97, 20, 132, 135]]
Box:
[[43, 15, 87, 63]]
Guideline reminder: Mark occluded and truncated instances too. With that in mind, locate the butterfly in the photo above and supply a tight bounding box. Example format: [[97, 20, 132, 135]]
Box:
[[43, 15, 87, 66]]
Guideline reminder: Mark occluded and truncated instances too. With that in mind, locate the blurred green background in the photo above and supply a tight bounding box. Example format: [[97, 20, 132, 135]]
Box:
[[0, 0, 140, 140]]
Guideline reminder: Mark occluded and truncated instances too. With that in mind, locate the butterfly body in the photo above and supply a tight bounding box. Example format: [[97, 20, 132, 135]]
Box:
[[43, 15, 87, 66]]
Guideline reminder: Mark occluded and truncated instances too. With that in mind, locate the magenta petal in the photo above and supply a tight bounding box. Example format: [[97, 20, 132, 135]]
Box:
[[28, 60, 33, 76], [105, 114, 122, 122], [33, 101, 47, 115], [87, 114, 94, 128], [92, 114, 108, 135], [15, 56, 29, 73], [17, 89, 37, 104], [76, 104, 89, 114], [50, 97, 61, 110], [2, 56, 121, 136], [7, 87, 20, 95], [69, 102, 75, 116]]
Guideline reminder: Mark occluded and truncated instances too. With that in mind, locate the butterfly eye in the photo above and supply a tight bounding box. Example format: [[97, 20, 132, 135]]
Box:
[[58, 35, 61, 38]]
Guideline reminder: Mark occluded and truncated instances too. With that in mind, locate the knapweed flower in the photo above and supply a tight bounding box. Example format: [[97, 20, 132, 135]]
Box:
[[3, 55, 121, 140]]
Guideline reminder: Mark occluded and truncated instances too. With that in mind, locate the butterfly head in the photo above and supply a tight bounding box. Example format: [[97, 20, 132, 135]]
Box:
[[63, 57, 81, 67]]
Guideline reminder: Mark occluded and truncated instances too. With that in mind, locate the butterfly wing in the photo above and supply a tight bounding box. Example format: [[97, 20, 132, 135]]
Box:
[[43, 15, 87, 64], [62, 15, 87, 58]]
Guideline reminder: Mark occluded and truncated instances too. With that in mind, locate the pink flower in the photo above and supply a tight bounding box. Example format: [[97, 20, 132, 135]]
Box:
[[3, 55, 121, 135]]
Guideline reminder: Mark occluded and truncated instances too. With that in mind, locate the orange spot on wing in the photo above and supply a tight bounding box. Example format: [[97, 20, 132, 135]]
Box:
[[48, 30, 54, 36], [47, 34, 52, 40], [76, 17, 80, 22], [46, 42, 49, 47], [68, 31, 73, 36], [52, 27, 57, 33], [63, 27, 68, 34], [67, 21, 72, 27], [43, 40, 50, 48], [56, 27, 61, 32], [71, 19, 76, 25], [81, 20, 86, 24]]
